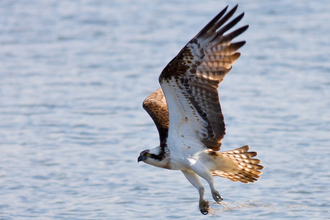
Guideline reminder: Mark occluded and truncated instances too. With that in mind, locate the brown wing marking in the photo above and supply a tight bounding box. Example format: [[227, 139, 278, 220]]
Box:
[[159, 5, 248, 151], [142, 88, 169, 145]]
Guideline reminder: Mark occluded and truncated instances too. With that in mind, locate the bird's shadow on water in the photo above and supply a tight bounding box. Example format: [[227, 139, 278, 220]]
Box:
[[207, 200, 330, 216]]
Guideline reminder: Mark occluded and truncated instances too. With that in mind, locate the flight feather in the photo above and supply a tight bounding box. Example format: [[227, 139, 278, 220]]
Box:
[[159, 5, 248, 151]]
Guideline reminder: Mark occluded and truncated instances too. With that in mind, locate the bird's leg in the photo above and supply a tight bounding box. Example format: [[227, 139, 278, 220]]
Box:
[[206, 176, 223, 203], [210, 184, 223, 203], [182, 170, 209, 215], [198, 187, 209, 215], [191, 162, 223, 203]]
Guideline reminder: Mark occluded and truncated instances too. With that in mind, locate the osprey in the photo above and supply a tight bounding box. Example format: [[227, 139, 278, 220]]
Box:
[[138, 5, 263, 215]]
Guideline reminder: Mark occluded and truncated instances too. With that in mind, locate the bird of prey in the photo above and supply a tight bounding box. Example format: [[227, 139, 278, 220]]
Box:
[[138, 5, 263, 215]]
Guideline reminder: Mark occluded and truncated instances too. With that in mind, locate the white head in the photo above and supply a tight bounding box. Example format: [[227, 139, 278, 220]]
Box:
[[137, 146, 170, 169]]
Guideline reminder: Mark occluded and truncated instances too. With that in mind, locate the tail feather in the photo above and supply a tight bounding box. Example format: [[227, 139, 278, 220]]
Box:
[[210, 145, 263, 183]]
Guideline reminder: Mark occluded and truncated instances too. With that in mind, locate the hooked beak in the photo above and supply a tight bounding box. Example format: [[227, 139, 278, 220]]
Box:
[[137, 155, 146, 163]]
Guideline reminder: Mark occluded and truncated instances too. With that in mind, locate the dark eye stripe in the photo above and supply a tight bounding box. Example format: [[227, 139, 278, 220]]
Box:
[[150, 154, 163, 161]]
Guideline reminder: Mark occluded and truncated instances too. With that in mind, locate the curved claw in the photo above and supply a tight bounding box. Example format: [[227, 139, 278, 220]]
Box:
[[212, 190, 223, 203], [201, 210, 208, 215], [199, 199, 209, 215]]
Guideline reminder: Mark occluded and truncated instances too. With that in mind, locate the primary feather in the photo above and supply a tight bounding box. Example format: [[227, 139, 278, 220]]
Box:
[[159, 5, 248, 151]]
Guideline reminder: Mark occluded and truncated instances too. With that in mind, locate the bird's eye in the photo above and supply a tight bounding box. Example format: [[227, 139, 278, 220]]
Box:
[[146, 153, 150, 157]]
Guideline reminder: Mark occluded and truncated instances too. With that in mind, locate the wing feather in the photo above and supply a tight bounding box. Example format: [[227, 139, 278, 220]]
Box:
[[159, 5, 248, 151], [143, 88, 169, 145]]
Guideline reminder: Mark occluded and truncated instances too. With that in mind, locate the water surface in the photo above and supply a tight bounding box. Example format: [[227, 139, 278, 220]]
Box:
[[0, 0, 329, 219]]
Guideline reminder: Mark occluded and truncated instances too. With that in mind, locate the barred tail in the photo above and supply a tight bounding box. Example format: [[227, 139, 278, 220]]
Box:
[[211, 145, 264, 183]]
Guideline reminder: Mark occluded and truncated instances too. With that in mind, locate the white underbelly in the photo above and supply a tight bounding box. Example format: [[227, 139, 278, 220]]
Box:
[[167, 137, 204, 171]]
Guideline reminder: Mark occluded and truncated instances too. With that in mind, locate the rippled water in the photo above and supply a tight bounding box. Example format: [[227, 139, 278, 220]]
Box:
[[0, 0, 329, 219]]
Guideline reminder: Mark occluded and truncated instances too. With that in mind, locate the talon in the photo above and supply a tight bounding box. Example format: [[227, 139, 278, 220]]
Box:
[[217, 195, 223, 201], [199, 200, 209, 215], [212, 190, 223, 203], [201, 210, 208, 215]]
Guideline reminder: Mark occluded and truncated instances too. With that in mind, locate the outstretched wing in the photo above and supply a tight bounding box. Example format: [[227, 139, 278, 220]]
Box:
[[159, 5, 248, 151], [143, 87, 169, 145]]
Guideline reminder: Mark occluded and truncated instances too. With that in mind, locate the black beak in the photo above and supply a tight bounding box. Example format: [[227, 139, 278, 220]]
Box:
[[137, 155, 146, 163]]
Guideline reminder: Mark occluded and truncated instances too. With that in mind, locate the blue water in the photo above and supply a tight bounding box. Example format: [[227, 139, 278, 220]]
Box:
[[0, 0, 329, 219]]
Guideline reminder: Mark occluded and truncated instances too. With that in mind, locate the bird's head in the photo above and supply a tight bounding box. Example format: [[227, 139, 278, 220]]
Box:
[[138, 146, 168, 168], [137, 149, 151, 163]]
